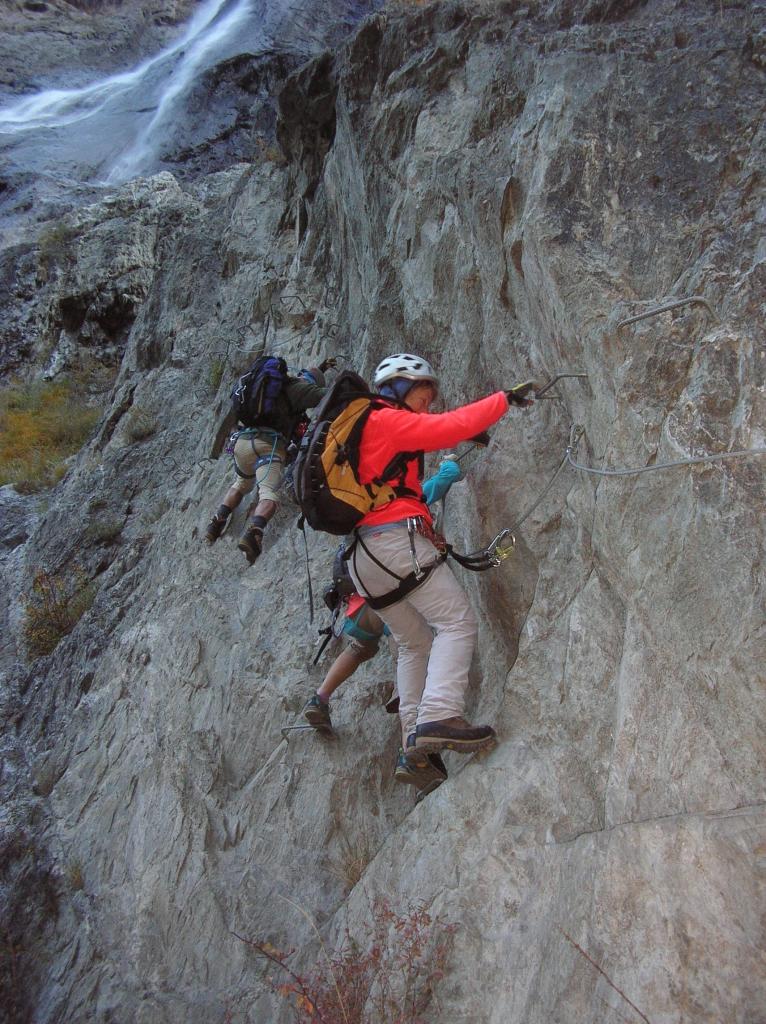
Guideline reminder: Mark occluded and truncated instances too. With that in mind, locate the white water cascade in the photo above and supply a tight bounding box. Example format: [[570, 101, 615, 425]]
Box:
[[0, 0, 258, 184], [0, 0, 380, 188], [106, 0, 257, 183]]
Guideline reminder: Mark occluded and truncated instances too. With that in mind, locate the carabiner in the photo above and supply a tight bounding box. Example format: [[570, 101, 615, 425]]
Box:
[[407, 518, 426, 580]]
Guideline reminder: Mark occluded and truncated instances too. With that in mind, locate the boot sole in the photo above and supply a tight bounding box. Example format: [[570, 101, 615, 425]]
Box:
[[394, 765, 447, 789], [237, 542, 261, 564], [303, 711, 332, 730], [415, 778, 446, 802], [410, 734, 497, 757]]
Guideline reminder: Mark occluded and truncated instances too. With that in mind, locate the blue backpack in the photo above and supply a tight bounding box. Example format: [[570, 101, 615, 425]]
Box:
[[230, 356, 288, 427]]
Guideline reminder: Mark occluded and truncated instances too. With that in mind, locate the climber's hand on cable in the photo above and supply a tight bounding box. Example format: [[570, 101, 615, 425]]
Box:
[[439, 454, 463, 481], [468, 430, 491, 447], [319, 356, 337, 373], [505, 381, 536, 407]]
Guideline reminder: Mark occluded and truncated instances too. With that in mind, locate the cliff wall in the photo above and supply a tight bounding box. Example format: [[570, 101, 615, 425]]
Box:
[[0, 1, 764, 1021]]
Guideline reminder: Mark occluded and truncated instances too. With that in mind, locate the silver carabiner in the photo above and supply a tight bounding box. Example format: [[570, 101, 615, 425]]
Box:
[[407, 518, 426, 580]]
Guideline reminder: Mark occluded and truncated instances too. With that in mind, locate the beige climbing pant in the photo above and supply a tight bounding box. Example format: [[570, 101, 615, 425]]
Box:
[[348, 522, 478, 744], [231, 433, 286, 504]]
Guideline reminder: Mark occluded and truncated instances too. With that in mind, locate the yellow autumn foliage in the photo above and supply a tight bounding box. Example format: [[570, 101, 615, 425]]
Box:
[[0, 380, 101, 493], [23, 566, 96, 659]]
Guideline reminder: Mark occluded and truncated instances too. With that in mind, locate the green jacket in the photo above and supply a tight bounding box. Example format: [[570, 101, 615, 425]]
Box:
[[264, 377, 327, 441], [213, 376, 327, 456]]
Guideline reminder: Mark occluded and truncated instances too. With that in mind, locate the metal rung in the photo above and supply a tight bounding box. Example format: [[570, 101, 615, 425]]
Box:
[[617, 296, 719, 330], [280, 725, 336, 740], [535, 373, 589, 399]]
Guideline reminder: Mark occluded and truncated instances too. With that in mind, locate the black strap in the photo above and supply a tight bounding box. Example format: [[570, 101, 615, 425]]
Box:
[[312, 625, 333, 665], [299, 519, 314, 623], [351, 533, 446, 610], [365, 561, 443, 610], [444, 544, 498, 572]]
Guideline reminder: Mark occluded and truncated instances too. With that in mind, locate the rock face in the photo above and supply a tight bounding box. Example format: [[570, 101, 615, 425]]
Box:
[[1, 1, 764, 1022], [0, 0, 200, 97]]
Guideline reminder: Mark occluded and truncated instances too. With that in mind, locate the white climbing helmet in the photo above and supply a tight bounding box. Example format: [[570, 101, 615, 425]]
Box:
[[373, 353, 439, 390]]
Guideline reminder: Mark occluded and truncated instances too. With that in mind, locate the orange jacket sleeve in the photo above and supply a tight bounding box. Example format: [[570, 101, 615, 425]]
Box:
[[361, 391, 509, 469]]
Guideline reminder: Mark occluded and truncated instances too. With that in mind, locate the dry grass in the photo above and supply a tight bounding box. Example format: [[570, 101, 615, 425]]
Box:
[[329, 824, 375, 890], [23, 566, 96, 659], [65, 861, 85, 892], [0, 380, 100, 493], [238, 897, 458, 1024]]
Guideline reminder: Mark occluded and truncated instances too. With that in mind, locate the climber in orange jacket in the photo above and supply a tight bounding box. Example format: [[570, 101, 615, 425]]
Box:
[[346, 352, 534, 789]]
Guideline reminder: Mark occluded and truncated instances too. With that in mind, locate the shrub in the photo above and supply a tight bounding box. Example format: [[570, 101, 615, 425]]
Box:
[[38, 220, 75, 269], [238, 897, 457, 1024], [65, 861, 85, 892], [23, 566, 96, 659], [0, 380, 100, 493], [83, 517, 123, 545], [123, 405, 157, 442], [254, 134, 286, 165], [209, 356, 226, 392]]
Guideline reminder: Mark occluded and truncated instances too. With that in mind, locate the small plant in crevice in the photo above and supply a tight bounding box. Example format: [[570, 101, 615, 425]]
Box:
[[328, 817, 376, 891], [209, 356, 227, 392], [65, 860, 85, 892], [236, 897, 457, 1024], [254, 133, 286, 166], [37, 219, 75, 274], [124, 405, 157, 442], [83, 517, 124, 546], [23, 566, 96, 659]]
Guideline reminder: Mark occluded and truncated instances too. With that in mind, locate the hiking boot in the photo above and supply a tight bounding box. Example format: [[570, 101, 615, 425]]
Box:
[[237, 526, 263, 564], [412, 717, 496, 755], [303, 693, 332, 731], [394, 736, 447, 790], [205, 508, 230, 544]]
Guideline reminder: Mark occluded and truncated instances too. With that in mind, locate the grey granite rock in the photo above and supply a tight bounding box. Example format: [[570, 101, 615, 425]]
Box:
[[0, 1, 764, 1022]]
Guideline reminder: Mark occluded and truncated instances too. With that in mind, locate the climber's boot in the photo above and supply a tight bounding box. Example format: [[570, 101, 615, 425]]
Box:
[[411, 717, 496, 756], [302, 693, 332, 731], [205, 505, 231, 544], [237, 525, 263, 565], [395, 735, 448, 790]]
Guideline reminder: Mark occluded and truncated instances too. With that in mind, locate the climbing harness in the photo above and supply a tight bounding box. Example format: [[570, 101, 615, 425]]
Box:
[[230, 428, 283, 479], [351, 527, 448, 611], [348, 514, 515, 613]]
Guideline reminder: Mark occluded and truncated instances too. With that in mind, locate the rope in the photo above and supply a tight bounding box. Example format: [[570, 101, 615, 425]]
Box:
[[480, 424, 765, 553], [566, 425, 766, 478], [508, 450, 571, 531]]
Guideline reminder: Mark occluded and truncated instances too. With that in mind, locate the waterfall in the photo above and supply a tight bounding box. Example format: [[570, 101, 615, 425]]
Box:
[[0, 0, 241, 135], [0, 0, 381, 186], [106, 0, 257, 183]]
